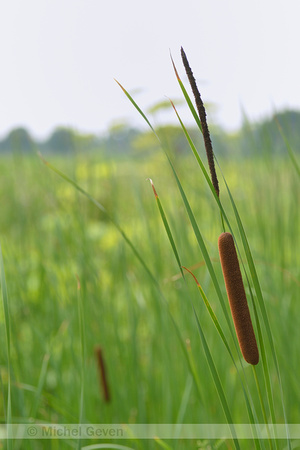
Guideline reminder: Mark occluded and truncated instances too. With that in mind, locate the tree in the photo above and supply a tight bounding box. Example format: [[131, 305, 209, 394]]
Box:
[[0, 127, 35, 153]]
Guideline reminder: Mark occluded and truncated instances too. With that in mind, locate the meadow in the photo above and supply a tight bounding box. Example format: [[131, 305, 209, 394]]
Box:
[[0, 115, 299, 450]]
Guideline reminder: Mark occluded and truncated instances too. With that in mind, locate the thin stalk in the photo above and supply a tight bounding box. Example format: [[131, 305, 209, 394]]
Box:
[[0, 243, 12, 450], [76, 274, 86, 450], [252, 366, 275, 450], [274, 115, 300, 177]]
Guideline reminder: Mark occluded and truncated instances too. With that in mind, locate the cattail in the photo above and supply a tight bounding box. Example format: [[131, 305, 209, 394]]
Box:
[[218, 232, 259, 365], [180, 47, 219, 197], [95, 346, 111, 402]]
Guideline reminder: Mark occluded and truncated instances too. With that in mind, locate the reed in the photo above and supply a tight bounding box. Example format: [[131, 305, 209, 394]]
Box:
[[218, 232, 259, 365]]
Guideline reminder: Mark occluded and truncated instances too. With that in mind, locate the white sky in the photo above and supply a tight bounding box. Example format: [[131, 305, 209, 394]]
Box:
[[1, 0, 300, 139]]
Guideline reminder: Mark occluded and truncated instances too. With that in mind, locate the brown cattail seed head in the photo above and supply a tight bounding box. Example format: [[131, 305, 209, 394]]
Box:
[[95, 346, 111, 402], [218, 232, 259, 365]]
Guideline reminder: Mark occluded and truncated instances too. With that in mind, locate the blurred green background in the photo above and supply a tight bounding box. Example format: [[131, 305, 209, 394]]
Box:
[[0, 110, 299, 449]]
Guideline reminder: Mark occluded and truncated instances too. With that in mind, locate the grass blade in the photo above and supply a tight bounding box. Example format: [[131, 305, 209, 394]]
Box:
[[115, 79, 155, 133], [183, 267, 231, 355], [0, 243, 12, 450], [30, 353, 50, 419], [274, 116, 300, 177], [147, 178, 184, 278], [170, 53, 202, 132], [76, 274, 86, 450], [191, 302, 241, 450], [183, 267, 264, 449]]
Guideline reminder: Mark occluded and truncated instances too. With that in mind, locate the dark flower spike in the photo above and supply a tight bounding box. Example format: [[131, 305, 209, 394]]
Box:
[[180, 47, 220, 197]]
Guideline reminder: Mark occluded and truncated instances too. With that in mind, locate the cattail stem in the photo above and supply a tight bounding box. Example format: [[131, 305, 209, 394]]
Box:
[[181, 47, 219, 198], [220, 210, 226, 233], [218, 232, 259, 365], [95, 346, 111, 402]]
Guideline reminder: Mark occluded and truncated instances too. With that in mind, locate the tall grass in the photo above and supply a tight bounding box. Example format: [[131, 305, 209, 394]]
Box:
[[0, 52, 299, 449]]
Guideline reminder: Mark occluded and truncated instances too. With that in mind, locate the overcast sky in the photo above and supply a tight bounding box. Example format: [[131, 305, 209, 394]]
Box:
[[1, 0, 300, 138]]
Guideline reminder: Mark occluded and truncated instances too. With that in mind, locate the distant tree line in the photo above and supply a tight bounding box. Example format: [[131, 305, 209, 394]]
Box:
[[0, 110, 299, 157], [0, 127, 98, 154], [0, 125, 141, 155]]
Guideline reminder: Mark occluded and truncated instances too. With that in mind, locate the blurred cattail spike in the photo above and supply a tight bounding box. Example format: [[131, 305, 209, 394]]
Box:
[[181, 47, 219, 197], [218, 232, 259, 365], [95, 346, 111, 402]]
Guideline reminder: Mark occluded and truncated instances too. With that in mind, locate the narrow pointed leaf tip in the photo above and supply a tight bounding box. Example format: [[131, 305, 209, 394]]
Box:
[[182, 266, 200, 287], [75, 274, 81, 291], [170, 51, 181, 81], [115, 79, 155, 133], [114, 78, 126, 92], [180, 47, 220, 198], [168, 97, 176, 111], [147, 178, 158, 198], [37, 151, 49, 166]]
